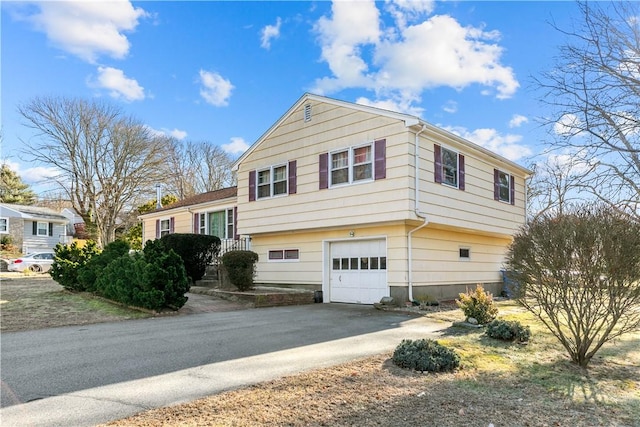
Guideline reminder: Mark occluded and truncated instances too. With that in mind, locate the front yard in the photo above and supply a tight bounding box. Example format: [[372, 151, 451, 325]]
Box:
[[2, 275, 638, 426]]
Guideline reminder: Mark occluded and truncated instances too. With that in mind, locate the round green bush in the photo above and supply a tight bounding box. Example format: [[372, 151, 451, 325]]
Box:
[[392, 338, 460, 373], [485, 319, 531, 343], [221, 250, 259, 291]]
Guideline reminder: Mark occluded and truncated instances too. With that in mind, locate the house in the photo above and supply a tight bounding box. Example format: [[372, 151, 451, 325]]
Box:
[[61, 207, 87, 238], [141, 93, 532, 304], [0, 203, 70, 253], [139, 187, 249, 254]]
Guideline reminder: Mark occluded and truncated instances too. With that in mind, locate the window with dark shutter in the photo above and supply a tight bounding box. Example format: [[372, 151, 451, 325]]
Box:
[[374, 139, 386, 180], [248, 170, 256, 202], [434, 144, 442, 183], [288, 160, 297, 194], [319, 153, 329, 189], [33, 221, 37, 235], [510, 175, 515, 205], [459, 154, 465, 191]]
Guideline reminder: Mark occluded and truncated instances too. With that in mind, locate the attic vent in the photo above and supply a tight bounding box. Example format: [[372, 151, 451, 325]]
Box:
[[304, 104, 312, 122]]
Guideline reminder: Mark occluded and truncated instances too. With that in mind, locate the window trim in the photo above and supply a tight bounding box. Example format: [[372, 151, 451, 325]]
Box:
[[440, 146, 459, 188], [256, 163, 288, 199], [329, 142, 374, 187], [0, 217, 8, 234], [496, 169, 512, 204], [268, 248, 300, 262], [36, 221, 49, 237], [159, 219, 171, 237], [459, 247, 471, 261]]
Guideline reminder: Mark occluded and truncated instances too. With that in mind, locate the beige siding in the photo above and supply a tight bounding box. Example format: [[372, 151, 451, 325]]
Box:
[[237, 100, 415, 236], [415, 129, 528, 236]]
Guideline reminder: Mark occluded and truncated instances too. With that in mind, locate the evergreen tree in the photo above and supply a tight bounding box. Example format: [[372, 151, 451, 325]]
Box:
[[0, 164, 37, 205]]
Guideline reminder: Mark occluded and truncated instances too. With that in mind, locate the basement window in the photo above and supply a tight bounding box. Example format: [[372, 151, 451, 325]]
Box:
[[459, 247, 471, 260], [269, 249, 299, 261]]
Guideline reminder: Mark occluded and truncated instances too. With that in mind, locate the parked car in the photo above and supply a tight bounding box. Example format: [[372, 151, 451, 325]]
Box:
[[7, 252, 56, 273]]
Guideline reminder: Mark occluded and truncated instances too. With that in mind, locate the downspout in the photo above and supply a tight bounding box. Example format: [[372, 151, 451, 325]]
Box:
[[407, 124, 429, 302]]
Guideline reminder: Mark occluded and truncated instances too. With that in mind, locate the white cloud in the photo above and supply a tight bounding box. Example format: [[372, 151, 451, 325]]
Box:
[[198, 70, 234, 107], [554, 114, 582, 137], [93, 66, 145, 102], [146, 126, 188, 140], [355, 95, 424, 117], [444, 126, 532, 162], [509, 114, 528, 128], [222, 137, 249, 155], [313, 1, 518, 110], [18, 0, 147, 63], [442, 100, 457, 114], [261, 17, 282, 49], [3, 160, 60, 184]]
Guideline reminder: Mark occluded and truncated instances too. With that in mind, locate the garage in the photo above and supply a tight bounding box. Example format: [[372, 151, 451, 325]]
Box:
[[329, 239, 388, 304]]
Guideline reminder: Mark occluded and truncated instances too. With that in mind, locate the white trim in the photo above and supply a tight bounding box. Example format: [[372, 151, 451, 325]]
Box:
[[267, 248, 300, 262], [256, 163, 288, 199], [328, 142, 374, 188], [459, 246, 471, 261], [496, 169, 512, 204], [439, 145, 460, 189]]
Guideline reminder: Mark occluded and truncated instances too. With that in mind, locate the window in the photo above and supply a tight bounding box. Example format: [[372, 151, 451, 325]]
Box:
[[0, 217, 7, 233], [199, 214, 206, 235], [226, 209, 234, 239], [257, 165, 287, 199], [268, 249, 299, 261], [332, 256, 387, 270], [159, 219, 171, 237], [494, 169, 515, 205], [37, 222, 48, 236], [330, 144, 373, 186], [434, 144, 465, 190], [459, 248, 471, 260]]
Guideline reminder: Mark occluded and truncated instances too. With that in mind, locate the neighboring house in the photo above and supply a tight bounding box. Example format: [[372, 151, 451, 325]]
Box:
[[61, 207, 86, 237], [141, 93, 532, 304], [0, 203, 70, 254]]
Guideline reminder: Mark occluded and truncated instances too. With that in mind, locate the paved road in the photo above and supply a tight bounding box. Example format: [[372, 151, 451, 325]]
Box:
[[1, 303, 447, 427]]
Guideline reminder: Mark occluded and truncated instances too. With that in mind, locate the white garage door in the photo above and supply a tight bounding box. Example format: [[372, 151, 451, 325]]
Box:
[[330, 239, 387, 304]]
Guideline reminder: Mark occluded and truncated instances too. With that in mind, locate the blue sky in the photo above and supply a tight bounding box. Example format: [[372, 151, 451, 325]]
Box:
[[1, 0, 580, 193]]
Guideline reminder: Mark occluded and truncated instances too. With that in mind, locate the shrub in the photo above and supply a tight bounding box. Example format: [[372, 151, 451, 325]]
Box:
[[485, 319, 530, 343], [506, 204, 640, 367], [159, 233, 221, 283], [94, 247, 189, 311], [222, 250, 259, 291], [50, 241, 100, 291], [456, 284, 498, 325], [77, 240, 130, 292], [392, 339, 460, 373]]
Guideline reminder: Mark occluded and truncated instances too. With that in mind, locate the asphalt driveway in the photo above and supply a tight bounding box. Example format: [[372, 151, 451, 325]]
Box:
[[0, 301, 448, 427]]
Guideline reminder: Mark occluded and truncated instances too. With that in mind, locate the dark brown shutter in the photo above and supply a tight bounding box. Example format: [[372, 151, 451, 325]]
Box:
[[510, 175, 515, 205], [374, 139, 386, 180], [319, 153, 328, 189], [458, 154, 465, 191], [193, 213, 199, 233], [248, 170, 256, 202], [155, 219, 160, 239], [494, 169, 500, 201], [169, 217, 175, 234], [233, 206, 239, 240], [288, 160, 297, 194], [32, 222, 37, 235], [48, 223, 53, 236], [434, 144, 442, 183]]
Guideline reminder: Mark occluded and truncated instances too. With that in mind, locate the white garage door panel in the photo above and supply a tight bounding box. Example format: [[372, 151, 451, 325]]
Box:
[[330, 240, 387, 304]]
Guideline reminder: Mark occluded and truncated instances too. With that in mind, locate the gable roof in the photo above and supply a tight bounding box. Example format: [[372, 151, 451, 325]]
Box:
[[232, 92, 532, 176], [0, 203, 68, 222], [141, 187, 238, 216]]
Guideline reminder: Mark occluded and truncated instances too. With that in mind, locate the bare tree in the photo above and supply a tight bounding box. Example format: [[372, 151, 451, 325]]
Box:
[[18, 96, 171, 247], [165, 140, 235, 199], [527, 153, 589, 219], [506, 204, 640, 368], [536, 1, 640, 220]]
